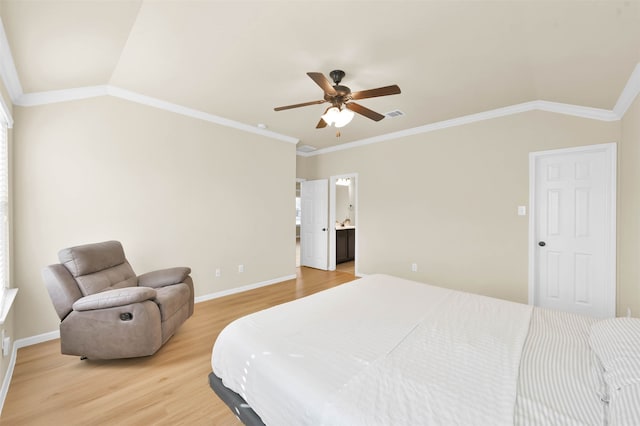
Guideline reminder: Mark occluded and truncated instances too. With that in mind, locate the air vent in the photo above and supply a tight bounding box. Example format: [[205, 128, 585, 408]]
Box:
[[385, 110, 405, 118], [297, 144, 318, 153]]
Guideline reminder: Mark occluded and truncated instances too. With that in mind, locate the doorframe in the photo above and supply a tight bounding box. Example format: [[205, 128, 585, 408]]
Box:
[[527, 142, 617, 316], [295, 178, 305, 268], [329, 173, 359, 273]]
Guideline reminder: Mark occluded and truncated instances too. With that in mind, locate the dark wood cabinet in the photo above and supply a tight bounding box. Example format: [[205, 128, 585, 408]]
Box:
[[336, 228, 355, 264]]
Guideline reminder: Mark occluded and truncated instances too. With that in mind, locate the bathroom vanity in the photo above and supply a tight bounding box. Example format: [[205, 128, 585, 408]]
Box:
[[336, 226, 355, 264]]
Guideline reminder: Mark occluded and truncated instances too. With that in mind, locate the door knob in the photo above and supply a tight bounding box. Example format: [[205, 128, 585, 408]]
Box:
[[322, 228, 327, 231], [538, 241, 546, 247]]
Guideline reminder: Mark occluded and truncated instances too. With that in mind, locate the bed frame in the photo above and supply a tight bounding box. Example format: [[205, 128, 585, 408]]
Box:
[[208, 372, 265, 426]]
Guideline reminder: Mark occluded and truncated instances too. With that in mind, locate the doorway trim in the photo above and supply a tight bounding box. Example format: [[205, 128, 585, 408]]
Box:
[[295, 178, 306, 268], [329, 173, 359, 274], [527, 142, 617, 316]]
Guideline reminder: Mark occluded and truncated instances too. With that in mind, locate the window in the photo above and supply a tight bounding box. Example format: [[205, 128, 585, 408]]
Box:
[[0, 122, 7, 300]]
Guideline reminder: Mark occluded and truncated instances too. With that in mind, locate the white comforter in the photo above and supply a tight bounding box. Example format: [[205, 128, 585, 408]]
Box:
[[212, 274, 533, 426]]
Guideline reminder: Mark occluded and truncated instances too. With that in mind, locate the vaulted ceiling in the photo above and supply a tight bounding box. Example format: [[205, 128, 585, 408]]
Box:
[[1, 1, 639, 153]]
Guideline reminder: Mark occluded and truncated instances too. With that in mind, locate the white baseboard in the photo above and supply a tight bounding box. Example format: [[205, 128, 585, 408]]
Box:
[[194, 274, 297, 303], [0, 330, 60, 415], [0, 340, 17, 416], [13, 330, 60, 349]]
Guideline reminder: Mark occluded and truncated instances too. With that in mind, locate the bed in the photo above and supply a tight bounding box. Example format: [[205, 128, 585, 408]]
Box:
[[209, 274, 640, 425]]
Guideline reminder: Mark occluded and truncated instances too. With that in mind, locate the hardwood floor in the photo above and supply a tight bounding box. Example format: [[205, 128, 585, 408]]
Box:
[[335, 260, 355, 274], [0, 267, 357, 426]]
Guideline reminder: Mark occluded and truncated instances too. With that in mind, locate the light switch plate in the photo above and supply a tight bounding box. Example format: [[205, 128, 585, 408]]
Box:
[[517, 206, 527, 216]]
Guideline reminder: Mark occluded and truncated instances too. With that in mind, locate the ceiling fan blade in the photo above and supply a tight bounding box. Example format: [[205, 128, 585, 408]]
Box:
[[307, 72, 337, 95], [346, 102, 386, 121], [351, 84, 401, 100], [274, 99, 325, 111], [316, 118, 327, 129]]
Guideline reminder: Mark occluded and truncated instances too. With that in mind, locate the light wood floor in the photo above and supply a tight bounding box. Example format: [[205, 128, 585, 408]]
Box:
[[0, 267, 357, 425], [335, 260, 355, 274]]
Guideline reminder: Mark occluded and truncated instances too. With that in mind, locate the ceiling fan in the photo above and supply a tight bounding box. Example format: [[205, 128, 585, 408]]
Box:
[[274, 70, 401, 129]]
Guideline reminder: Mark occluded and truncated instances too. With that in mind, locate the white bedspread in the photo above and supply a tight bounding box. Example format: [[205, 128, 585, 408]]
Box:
[[212, 274, 533, 426]]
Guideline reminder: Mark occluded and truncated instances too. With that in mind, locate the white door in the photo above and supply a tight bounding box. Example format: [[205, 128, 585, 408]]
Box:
[[301, 179, 329, 270], [530, 143, 616, 318]]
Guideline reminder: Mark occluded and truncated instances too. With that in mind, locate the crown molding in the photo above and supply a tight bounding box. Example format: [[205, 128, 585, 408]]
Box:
[[0, 95, 12, 129], [613, 63, 640, 118], [106, 86, 298, 144], [16, 85, 109, 106], [0, 19, 23, 104], [5, 83, 633, 156], [14, 85, 298, 144], [300, 100, 622, 157], [534, 100, 619, 121]]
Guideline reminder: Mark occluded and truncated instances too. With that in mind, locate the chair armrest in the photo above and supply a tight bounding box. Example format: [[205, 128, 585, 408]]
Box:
[[72, 287, 157, 312], [137, 267, 191, 289]]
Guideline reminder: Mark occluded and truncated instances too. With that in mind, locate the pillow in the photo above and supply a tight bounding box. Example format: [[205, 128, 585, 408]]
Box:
[[589, 318, 640, 390], [609, 383, 640, 426]]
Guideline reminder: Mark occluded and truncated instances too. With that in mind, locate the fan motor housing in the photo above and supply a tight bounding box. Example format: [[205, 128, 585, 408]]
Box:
[[325, 85, 352, 104]]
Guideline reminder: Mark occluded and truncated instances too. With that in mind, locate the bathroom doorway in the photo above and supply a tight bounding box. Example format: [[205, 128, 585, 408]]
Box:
[[329, 173, 357, 274]]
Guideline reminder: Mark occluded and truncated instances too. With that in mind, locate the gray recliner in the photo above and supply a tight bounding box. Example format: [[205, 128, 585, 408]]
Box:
[[42, 240, 194, 360]]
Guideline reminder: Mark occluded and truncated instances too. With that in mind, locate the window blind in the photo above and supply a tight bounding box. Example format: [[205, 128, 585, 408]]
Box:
[[0, 122, 8, 300]]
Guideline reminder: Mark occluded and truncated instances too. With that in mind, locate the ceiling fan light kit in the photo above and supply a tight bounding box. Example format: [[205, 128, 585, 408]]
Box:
[[274, 69, 401, 129], [321, 106, 354, 128]]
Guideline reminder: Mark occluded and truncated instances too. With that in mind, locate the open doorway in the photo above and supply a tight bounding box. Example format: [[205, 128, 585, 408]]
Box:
[[329, 173, 358, 274]]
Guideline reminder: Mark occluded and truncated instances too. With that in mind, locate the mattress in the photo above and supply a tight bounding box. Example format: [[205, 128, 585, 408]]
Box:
[[212, 274, 540, 425], [211, 274, 640, 425]]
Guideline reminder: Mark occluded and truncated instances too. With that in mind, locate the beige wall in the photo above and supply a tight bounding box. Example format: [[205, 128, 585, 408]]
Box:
[[619, 94, 640, 316], [299, 111, 630, 311], [13, 96, 296, 339]]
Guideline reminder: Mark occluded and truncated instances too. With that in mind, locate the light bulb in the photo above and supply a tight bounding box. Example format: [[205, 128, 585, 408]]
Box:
[[321, 107, 340, 126], [334, 107, 355, 128]]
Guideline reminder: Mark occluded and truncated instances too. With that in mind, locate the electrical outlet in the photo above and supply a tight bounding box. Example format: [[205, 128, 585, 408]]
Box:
[[238, 264, 244, 273], [411, 263, 418, 272], [1, 330, 8, 357], [215, 268, 221, 278]]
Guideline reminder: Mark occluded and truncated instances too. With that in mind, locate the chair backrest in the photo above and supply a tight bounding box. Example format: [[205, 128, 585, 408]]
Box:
[[43, 241, 139, 320], [58, 240, 138, 296], [42, 264, 83, 321]]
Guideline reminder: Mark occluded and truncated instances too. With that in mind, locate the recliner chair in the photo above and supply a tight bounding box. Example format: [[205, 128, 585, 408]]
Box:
[[42, 240, 194, 360]]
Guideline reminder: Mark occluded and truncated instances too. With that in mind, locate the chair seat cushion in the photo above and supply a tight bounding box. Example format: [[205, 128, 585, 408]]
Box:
[[72, 287, 157, 311], [154, 283, 191, 322]]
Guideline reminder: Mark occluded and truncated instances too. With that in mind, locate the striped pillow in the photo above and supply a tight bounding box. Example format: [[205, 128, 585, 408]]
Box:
[[589, 318, 640, 390], [609, 384, 640, 426]]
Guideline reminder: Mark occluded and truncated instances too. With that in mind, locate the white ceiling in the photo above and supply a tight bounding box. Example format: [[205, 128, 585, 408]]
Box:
[[1, 1, 639, 152]]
